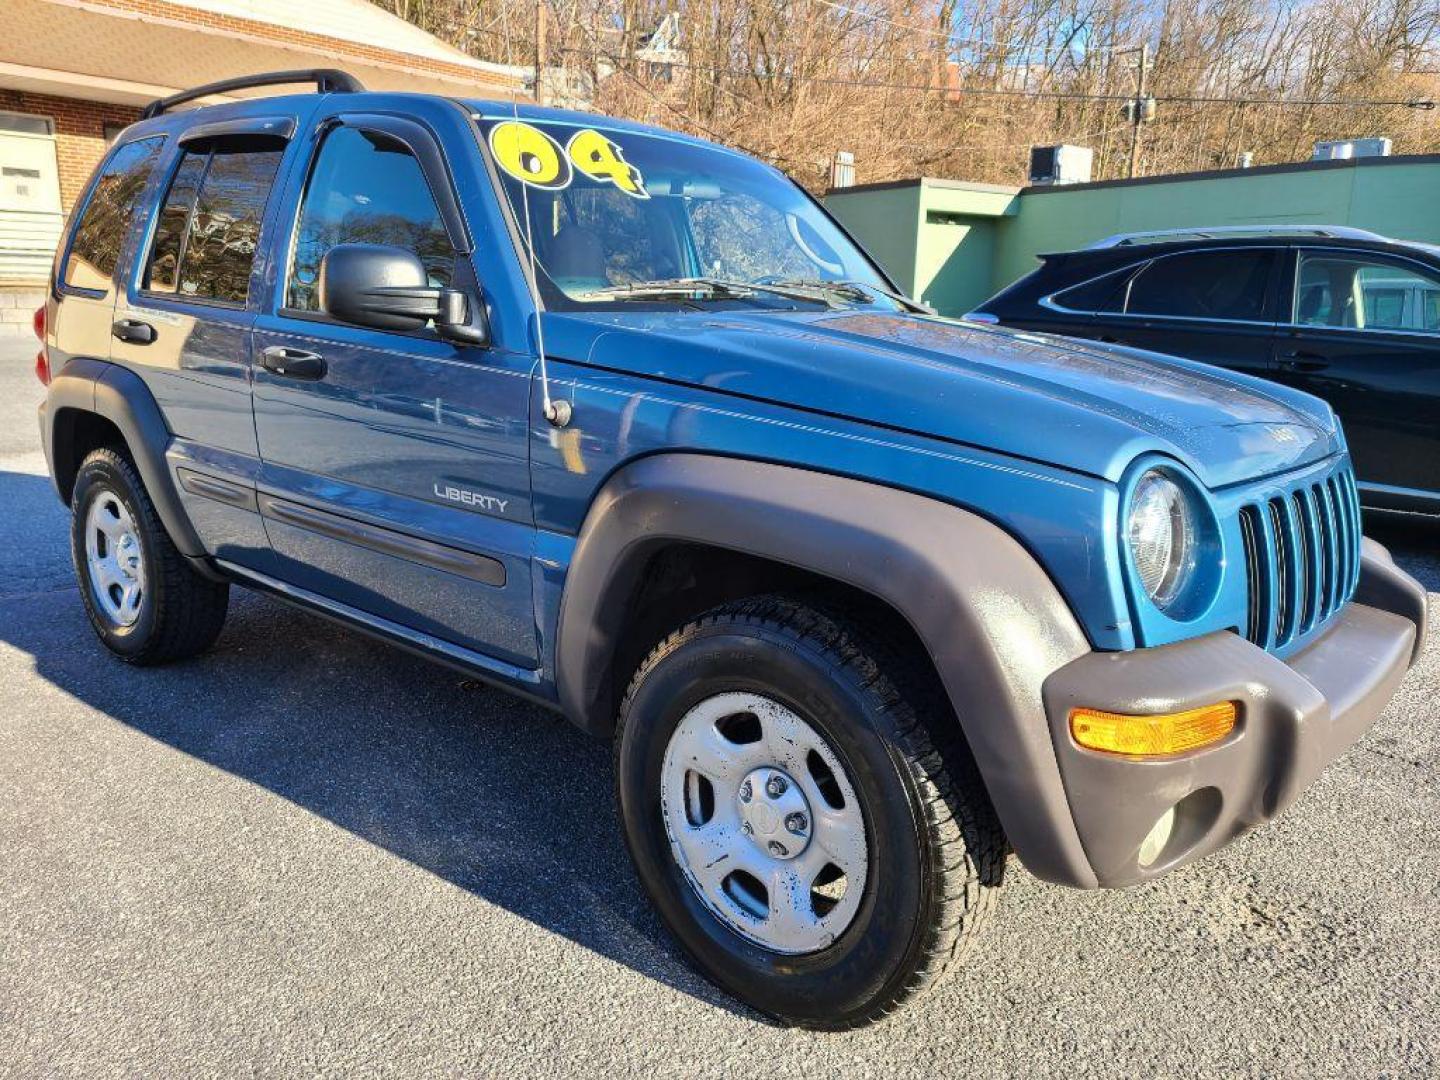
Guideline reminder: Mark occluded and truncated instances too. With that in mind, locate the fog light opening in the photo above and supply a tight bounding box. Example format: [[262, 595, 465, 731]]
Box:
[[1137, 806, 1177, 868]]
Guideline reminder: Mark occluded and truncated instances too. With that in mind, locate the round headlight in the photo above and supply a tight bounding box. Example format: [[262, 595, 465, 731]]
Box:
[[1127, 471, 1197, 610]]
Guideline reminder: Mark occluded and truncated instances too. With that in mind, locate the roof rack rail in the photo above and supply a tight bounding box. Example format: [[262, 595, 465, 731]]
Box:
[[1088, 224, 1388, 249], [141, 69, 364, 120]]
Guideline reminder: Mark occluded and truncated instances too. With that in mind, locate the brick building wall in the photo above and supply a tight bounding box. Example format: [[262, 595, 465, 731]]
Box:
[[0, 90, 140, 211]]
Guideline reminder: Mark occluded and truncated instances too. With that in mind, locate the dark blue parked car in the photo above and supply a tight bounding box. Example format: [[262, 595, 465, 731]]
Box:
[[36, 71, 1426, 1028]]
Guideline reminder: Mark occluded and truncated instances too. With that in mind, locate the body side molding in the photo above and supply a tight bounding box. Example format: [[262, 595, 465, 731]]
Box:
[[555, 453, 1098, 888]]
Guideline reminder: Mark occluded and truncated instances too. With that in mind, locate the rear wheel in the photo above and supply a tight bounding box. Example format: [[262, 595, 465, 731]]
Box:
[[614, 596, 1006, 1028], [70, 447, 228, 664]]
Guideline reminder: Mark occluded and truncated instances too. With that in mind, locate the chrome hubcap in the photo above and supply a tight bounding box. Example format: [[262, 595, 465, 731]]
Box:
[[661, 692, 868, 954], [84, 491, 145, 627]]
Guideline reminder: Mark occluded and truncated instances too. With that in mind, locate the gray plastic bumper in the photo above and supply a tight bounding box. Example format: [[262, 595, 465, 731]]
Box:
[[1040, 538, 1426, 888]]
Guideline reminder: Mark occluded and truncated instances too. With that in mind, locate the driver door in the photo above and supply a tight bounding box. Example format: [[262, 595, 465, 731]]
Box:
[[251, 110, 538, 668]]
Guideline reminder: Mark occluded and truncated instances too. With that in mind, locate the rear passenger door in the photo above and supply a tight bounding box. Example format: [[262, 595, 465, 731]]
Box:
[[250, 110, 538, 669], [1079, 247, 1281, 381], [111, 121, 295, 572]]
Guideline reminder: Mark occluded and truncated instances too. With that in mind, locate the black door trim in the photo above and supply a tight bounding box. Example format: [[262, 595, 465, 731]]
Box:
[[257, 494, 505, 587], [177, 468, 258, 512]]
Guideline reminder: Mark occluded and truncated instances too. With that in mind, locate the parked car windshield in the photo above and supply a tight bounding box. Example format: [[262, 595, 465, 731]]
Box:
[[476, 116, 895, 312]]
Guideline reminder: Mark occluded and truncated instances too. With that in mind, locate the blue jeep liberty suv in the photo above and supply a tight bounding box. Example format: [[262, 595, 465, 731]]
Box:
[[36, 71, 1427, 1028]]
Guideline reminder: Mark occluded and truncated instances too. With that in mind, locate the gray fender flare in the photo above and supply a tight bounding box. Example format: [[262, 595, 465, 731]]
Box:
[[45, 357, 208, 561], [555, 454, 1099, 888]]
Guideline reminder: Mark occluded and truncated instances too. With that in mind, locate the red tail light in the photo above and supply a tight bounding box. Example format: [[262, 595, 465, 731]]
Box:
[[33, 306, 50, 386]]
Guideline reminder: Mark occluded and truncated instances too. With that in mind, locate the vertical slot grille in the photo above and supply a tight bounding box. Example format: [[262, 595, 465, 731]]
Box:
[[1237, 505, 1265, 645], [1238, 465, 1359, 651]]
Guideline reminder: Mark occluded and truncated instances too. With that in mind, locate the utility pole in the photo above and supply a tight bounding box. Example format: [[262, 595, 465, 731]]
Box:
[[533, 0, 548, 104], [1128, 42, 1149, 179]]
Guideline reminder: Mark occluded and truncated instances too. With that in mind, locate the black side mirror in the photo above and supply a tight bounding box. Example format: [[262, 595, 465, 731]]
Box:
[[318, 243, 488, 346]]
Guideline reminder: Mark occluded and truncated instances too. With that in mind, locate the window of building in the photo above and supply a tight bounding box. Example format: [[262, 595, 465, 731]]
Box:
[[287, 127, 455, 312], [1122, 249, 1277, 321], [143, 136, 284, 305], [62, 137, 164, 292], [1295, 252, 1440, 333], [0, 112, 54, 136]]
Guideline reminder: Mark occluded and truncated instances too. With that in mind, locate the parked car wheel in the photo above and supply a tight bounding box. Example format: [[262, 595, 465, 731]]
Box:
[[614, 596, 1006, 1028], [70, 447, 229, 664]]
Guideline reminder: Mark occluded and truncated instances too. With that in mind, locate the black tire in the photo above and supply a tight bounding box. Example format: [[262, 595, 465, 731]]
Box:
[[614, 596, 1006, 1028], [70, 446, 228, 665]]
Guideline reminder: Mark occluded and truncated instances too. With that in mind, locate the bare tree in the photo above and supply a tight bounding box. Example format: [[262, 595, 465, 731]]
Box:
[[375, 0, 1440, 189]]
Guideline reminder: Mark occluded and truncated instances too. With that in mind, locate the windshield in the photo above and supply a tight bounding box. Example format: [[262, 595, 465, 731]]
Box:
[[477, 116, 895, 312]]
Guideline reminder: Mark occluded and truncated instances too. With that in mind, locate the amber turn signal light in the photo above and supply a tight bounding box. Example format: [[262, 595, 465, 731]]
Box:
[[1069, 701, 1238, 757]]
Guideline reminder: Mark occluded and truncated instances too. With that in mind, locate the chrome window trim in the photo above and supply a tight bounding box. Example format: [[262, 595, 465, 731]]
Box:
[[1039, 244, 1285, 329], [1287, 245, 1440, 339]]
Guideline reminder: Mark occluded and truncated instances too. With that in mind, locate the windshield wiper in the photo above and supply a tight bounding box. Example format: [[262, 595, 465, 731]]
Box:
[[691, 277, 839, 308], [577, 278, 754, 302], [579, 277, 837, 308], [761, 278, 935, 314]]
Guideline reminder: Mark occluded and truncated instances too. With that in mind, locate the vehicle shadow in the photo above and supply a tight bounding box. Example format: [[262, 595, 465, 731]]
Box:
[[0, 467, 752, 1020]]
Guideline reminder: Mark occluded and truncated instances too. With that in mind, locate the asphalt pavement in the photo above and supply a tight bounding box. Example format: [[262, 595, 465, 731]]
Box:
[[1, 336, 1437, 1077]]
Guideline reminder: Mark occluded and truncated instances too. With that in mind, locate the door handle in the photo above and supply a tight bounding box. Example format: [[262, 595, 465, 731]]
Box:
[[1277, 350, 1330, 374], [260, 345, 327, 380], [111, 318, 156, 345]]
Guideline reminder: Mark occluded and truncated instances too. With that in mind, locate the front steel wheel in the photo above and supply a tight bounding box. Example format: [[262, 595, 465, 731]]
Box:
[[661, 691, 868, 955], [615, 596, 1007, 1029]]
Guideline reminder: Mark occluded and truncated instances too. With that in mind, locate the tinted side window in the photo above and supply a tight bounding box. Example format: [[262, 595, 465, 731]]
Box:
[[1295, 252, 1440, 333], [288, 127, 455, 312], [1052, 266, 1134, 312], [146, 153, 206, 293], [63, 138, 164, 292], [143, 137, 284, 305], [1124, 250, 1276, 321]]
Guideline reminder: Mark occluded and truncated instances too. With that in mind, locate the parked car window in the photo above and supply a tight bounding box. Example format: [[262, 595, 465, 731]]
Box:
[[1122, 250, 1276, 321], [1295, 252, 1440, 333], [1051, 266, 1134, 312], [143, 136, 284, 305], [63, 138, 164, 292], [287, 127, 456, 312]]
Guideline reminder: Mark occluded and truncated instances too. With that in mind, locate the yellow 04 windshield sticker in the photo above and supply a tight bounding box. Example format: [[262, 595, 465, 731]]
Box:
[[488, 120, 571, 189], [566, 128, 648, 198], [489, 120, 648, 199]]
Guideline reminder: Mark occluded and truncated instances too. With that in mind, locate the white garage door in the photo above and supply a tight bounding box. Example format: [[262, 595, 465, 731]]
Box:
[[0, 113, 64, 285]]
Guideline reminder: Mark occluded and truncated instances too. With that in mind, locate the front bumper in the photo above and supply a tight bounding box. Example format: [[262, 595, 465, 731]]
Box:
[[1040, 538, 1426, 887]]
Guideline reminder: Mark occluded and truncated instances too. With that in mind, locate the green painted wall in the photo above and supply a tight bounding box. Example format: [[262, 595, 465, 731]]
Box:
[[823, 184, 922, 295], [826, 180, 1016, 310], [824, 156, 1440, 317]]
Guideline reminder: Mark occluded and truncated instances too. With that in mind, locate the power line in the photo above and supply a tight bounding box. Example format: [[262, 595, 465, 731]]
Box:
[[566, 49, 1435, 109], [811, 0, 1127, 53]]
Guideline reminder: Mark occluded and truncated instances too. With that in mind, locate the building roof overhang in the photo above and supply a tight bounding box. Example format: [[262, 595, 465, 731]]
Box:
[[0, 0, 527, 109]]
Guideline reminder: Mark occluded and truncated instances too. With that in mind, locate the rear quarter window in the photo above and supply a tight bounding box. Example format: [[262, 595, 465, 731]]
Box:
[[62, 138, 165, 292], [1051, 266, 1134, 312]]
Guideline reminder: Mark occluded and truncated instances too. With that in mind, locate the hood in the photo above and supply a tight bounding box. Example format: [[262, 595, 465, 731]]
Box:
[[545, 309, 1341, 488]]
